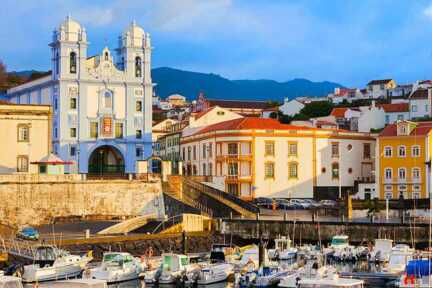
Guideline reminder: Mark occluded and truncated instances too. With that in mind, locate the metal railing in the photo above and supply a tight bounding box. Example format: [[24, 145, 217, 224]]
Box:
[[183, 177, 259, 215]]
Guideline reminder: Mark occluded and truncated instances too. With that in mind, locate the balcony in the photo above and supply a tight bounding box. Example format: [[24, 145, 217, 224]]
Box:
[[225, 174, 253, 183], [383, 178, 421, 184], [216, 153, 252, 161]]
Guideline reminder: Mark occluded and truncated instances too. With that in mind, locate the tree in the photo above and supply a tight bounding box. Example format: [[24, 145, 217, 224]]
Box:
[[298, 101, 334, 118]]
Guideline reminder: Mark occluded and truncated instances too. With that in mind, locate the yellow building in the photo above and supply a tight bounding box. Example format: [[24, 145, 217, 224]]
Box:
[[377, 121, 431, 199], [0, 103, 52, 174]]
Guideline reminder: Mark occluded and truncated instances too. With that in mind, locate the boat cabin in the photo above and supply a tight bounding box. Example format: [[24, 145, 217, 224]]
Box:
[[162, 254, 189, 272], [330, 235, 349, 249], [34, 246, 60, 267], [274, 237, 292, 251], [102, 252, 134, 268], [0, 276, 23, 288]]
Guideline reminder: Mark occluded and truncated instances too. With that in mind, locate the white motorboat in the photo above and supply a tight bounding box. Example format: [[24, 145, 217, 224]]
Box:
[[297, 275, 364, 287], [0, 276, 23, 288], [144, 253, 193, 285], [250, 266, 294, 288], [88, 252, 145, 283], [382, 249, 414, 274], [268, 237, 297, 261], [369, 239, 393, 262], [21, 245, 92, 283], [41, 279, 108, 287], [324, 235, 357, 262]]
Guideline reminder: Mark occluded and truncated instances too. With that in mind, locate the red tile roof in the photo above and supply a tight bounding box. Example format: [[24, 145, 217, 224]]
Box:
[[367, 79, 393, 85], [379, 121, 432, 137], [191, 117, 315, 136], [330, 107, 348, 118], [194, 106, 216, 120], [377, 103, 409, 113], [410, 89, 428, 99]]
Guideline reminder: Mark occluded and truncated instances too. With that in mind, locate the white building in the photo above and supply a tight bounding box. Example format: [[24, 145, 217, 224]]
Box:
[[279, 98, 305, 116], [181, 117, 375, 200], [378, 103, 410, 124], [356, 102, 386, 133], [366, 79, 397, 99], [409, 88, 431, 120], [6, 17, 153, 174]]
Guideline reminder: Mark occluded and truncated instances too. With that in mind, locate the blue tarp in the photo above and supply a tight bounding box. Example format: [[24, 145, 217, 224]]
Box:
[[406, 260, 432, 277]]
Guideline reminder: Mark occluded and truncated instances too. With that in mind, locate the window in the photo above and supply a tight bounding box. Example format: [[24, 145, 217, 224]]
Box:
[[412, 105, 418, 112], [193, 145, 197, 160], [398, 168, 406, 180], [187, 147, 191, 160], [90, 122, 98, 138], [227, 184, 239, 196], [412, 145, 420, 157], [398, 146, 406, 157], [182, 147, 186, 160], [136, 147, 143, 157], [70, 128, 76, 138], [264, 162, 275, 178], [288, 142, 298, 156], [136, 130, 142, 139], [288, 162, 298, 179], [412, 168, 420, 180], [217, 111, 225, 116], [385, 115, 390, 124], [202, 163, 206, 176], [228, 143, 238, 155], [413, 192, 420, 199], [55, 51, 59, 75], [413, 185, 421, 192], [209, 143, 213, 158], [385, 168, 392, 180], [347, 144, 353, 151], [332, 162, 339, 179], [54, 98, 58, 111], [70, 52, 77, 74], [384, 185, 392, 191], [135, 100, 142, 112], [104, 51, 109, 61], [228, 162, 238, 176], [426, 104, 429, 112], [202, 144, 207, 158], [265, 141, 275, 156], [70, 145, 76, 156], [208, 163, 213, 175], [103, 91, 113, 109], [39, 165, 47, 174], [17, 125, 29, 142], [385, 192, 393, 200], [348, 167, 353, 174], [331, 142, 339, 158], [70, 97, 77, 109], [115, 123, 123, 138], [384, 146, 392, 157], [135, 56, 142, 77], [397, 114, 404, 121], [380, 84, 385, 90], [17, 156, 28, 172], [363, 143, 371, 159]]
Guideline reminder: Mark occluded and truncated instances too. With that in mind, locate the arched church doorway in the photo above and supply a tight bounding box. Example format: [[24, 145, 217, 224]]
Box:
[[88, 145, 125, 175]]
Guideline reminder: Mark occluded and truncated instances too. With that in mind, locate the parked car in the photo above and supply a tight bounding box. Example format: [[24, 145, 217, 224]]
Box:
[[16, 227, 39, 241], [289, 199, 308, 209], [254, 197, 275, 209], [275, 198, 292, 210], [319, 199, 338, 208], [303, 199, 319, 208]]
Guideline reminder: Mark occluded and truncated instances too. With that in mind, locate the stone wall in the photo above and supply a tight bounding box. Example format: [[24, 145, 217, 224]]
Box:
[[0, 174, 164, 227]]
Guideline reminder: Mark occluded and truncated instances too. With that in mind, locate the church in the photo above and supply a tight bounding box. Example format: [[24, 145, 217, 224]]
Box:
[[6, 16, 153, 175]]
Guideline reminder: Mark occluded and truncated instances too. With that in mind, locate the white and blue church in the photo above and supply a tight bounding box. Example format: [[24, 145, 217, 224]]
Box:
[[6, 16, 153, 175]]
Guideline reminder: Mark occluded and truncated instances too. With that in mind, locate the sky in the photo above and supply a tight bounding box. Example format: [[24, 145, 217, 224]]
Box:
[[2, 0, 432, 87]]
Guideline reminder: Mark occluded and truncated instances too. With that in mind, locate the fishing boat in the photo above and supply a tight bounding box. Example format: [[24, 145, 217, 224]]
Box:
[[268, 237, 297, 261], [0, 275, 23, 288], [88, 252, 145, 283], [144, 253, 192, 285], [21, 245, 93, 283], [250, 266, 294, 288], [324, 235, 357, 262]]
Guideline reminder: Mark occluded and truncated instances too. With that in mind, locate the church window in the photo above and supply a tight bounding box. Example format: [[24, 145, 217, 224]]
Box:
[[70, 52, 77, 74], [104, 51, 109, 61], [103, 91, 113, 109], [136, 100, 142, 112], [135, 56, 142, 77]]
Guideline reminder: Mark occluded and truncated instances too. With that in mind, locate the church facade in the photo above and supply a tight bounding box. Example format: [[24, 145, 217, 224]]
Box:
[[6, 17, 153, 174]]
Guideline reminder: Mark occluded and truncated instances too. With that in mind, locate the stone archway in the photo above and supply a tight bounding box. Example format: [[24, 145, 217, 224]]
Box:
[[88, 145, 125, 175]]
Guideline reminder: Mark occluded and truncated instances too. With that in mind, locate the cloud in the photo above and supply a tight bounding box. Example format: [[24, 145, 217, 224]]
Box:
[[424, 3, 432, 18], [74, 6, 114, 27]]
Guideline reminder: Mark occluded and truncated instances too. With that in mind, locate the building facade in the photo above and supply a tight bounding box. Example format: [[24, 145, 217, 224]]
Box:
[[181, 118, 375, 200], [6, 17, 153, 174], [0, 103, 52, 174], [377, 121, 432, 200]]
